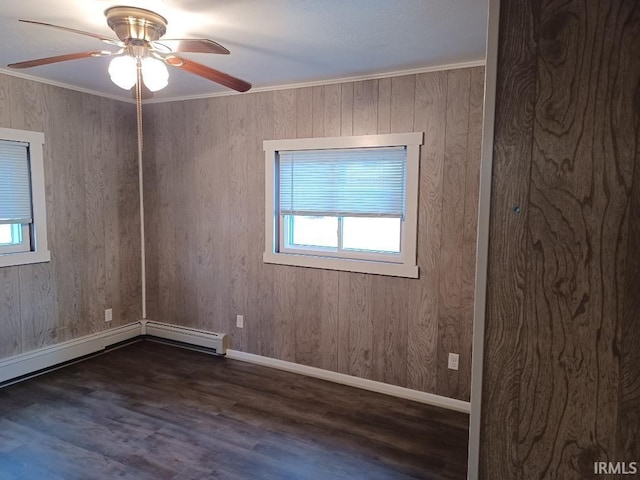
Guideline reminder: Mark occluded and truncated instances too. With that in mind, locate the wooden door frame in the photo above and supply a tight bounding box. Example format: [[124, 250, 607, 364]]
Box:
[[467, 0, 500, 478]]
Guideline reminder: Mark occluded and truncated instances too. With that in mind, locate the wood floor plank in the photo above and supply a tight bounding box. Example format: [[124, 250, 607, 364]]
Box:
[[0, 341, 468, 479]]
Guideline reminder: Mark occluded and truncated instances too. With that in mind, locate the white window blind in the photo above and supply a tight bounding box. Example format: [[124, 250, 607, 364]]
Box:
[[0, 140, 32, 225], [278, 146, 407, 218]]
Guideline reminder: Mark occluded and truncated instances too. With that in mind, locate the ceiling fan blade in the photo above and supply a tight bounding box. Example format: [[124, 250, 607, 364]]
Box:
[[19, 20, 121, 45], [8, 51, 112, 69], [152, 39, 230, 55], [165, 55, 251, 92]]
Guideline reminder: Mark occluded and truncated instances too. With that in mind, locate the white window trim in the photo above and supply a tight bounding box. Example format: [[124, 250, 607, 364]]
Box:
[[0, 128, 50, 268], [263, 132, 423, 278]]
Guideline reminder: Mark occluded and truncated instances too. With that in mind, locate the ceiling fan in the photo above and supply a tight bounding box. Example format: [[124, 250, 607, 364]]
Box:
[[7, 6, 252, 95]]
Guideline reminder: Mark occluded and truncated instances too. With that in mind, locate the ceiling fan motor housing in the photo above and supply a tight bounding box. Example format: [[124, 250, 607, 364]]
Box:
[[105, 6, 167, 44]]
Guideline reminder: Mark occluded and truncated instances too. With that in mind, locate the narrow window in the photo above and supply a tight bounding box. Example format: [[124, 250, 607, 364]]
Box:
[[0, 128, 50, 268]]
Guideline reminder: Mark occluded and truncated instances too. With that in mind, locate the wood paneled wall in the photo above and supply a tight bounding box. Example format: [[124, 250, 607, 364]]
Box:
[[144, 67, 484, 401], [0, 74, 141, 361], [481, 0, 640, 478]]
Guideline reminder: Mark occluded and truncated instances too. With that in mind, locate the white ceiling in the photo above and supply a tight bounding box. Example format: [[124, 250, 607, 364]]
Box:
[[0, 1, 488, 103]]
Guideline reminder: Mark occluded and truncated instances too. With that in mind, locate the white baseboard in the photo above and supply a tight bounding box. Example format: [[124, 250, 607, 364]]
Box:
[[1, 320, 469, 414], [142, 320, 228, 354], [0, 322, 142, 384], [226, 349, 471, 414]]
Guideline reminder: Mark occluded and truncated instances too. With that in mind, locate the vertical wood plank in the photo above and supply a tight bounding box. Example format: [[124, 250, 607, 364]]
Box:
[[0, 268, 21, 358], [192, 97, 214, 331], [377, 78, 392, 134], [154, 101, 178, 325], [340, 83, 353, 137], [9, 77, 45, 131], [480, 4, 538, 479], [407, 71, 448, 393], [82, 93, 106, 333], [0, 74, 11, 128], [227, 94, 250, 350], [116, 101, 141, 324], [437, 68, 471, 399], [18, 264, 59, 351], [458, 66, 484, 400], [104, 98, 122, 325], [246, 91, 275, 358], [352, 80, 378, 136], [171, 100, 197, 327], [295, 87, 313, 138], [271, 89, 297, 362], [323, 84, 342, 137], [311, 86, 324, 138]]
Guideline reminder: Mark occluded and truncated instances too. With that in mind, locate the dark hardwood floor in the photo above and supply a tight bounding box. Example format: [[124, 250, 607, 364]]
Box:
[[0, 340, 468, 479]]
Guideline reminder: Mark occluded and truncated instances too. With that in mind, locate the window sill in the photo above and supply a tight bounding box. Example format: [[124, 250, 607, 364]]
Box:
[[263, 251, 418, 278], [0, 250, 51, 268]]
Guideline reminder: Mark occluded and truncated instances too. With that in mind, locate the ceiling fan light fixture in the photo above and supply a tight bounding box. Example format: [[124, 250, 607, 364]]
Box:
[[108, 55, 137, 90], [141, 56, 169, 92]]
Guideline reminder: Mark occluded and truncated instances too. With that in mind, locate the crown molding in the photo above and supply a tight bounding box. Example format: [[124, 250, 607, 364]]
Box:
[[146, 59, 486, 104], [1, 59, 485, 106]]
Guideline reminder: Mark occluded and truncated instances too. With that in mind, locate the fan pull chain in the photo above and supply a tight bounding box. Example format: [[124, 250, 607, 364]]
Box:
[[135, 61, 147, 320], [136, 63, 143, 152]]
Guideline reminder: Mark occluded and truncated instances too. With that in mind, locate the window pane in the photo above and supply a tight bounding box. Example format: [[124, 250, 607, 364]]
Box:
[[0, 224, 21, 245], [343, 217, 401, 253], [0, 224, 11, 244], [289, 215, 338, 248]]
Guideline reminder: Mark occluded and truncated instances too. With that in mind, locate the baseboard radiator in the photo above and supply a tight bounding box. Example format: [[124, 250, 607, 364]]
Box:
[[0, 321, 467, 413], [142, 320, 229, 354], [0, 321, 228, 386]]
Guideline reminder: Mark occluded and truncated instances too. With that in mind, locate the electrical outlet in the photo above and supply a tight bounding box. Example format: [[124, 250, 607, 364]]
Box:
[[104, 308, 113, 323], [448, 353, 459, 371], [236, 315, 244, 328]]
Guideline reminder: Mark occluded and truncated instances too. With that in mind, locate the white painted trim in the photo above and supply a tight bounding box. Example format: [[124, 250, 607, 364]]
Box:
[[226, 349, 470, 414], [0, 322, 142, 385], [143, 321, 228, 354], [0, 319, 468, 416], [0, 69, 135, 104], [468, 0, 500, 478], [145, 59, 487, 104], [263, 132, 423, 151], [1, 60, 486, 107], [0, 128, 51, 268], [404, 143, 420, 267], [263, 251, 419, 278]]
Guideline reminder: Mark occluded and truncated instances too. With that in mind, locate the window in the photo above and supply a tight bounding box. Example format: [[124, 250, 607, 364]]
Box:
[[0, 128, 50, 268], [264, 133, 422, 278]]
